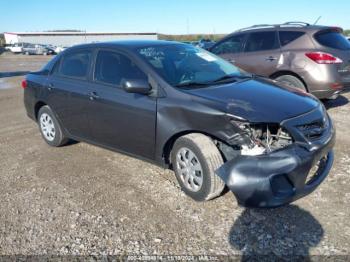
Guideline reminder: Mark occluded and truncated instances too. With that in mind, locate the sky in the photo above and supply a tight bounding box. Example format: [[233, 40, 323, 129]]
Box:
[[1, 0, 349, 34]]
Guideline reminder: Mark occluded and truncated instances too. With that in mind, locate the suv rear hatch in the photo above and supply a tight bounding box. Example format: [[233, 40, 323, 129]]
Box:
[[313, 28, 350, 86]]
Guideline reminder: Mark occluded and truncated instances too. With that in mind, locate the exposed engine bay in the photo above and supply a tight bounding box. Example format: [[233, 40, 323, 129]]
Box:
[[239, 123, 293, 156], [216, 123, 294, 160]]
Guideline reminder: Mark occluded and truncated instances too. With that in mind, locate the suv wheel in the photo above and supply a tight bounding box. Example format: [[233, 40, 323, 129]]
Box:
[[171, 133, 225, 201], [275, 75, 306, 91], [38, 106, 68, 147]]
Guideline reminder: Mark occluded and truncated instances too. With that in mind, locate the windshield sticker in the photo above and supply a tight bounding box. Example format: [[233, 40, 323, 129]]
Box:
[[196, 52, 217, 62]]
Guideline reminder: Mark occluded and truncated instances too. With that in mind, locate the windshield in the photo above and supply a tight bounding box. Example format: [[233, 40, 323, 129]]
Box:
[[137, 44, 246, 87]]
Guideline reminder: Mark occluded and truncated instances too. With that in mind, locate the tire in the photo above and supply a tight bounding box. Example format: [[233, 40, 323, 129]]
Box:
[[274, 74, 307, 91], [171, 133, 225, 201], [37, 105, 69, 147], [25, 51, 29, 55]]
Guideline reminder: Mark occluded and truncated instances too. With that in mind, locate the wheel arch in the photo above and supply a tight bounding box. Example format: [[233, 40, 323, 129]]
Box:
[[162, 130, 225, 167], [34, 101, 47, 120], [269, 70, 308, 91]]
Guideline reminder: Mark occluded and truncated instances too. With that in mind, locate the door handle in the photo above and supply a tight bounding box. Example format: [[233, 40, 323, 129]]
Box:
[[265, 56, 277, 61], [47, 83, 54, 91], [88, 91, 99, 100]]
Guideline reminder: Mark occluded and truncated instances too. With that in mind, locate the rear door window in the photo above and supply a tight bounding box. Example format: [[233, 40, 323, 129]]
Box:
[[315, 30, 350, 50], [94, 50, 147, 86], [244, 31, 279, 52], [60, 50, 92, 78], [211, 34, 246, 54], [279, 31, 305, 46]]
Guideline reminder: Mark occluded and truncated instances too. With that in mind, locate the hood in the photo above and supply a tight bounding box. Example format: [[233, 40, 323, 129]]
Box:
[[183, 78, 320, 123]]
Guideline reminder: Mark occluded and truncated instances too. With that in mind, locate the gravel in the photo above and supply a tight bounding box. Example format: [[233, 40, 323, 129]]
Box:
[[0, 53, 349, 260]]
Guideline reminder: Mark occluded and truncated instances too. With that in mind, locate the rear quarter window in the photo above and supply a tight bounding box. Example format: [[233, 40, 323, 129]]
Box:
[[279, 31, 305, 46], [315, 30, 350, 50]]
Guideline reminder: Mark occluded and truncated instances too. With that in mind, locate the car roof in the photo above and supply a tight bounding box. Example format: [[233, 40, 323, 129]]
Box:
[[68, 40, 185, 50], [230, 24, 336, 35]]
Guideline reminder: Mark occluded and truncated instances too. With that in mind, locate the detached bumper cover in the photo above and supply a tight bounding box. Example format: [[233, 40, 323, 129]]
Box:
[[216, 107, 335, 208]]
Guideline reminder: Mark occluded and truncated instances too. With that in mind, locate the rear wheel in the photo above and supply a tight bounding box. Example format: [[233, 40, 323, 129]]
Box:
[[38, 106, 68, 147], [274, 74, 306, 91], [171, 133, 225, 201]]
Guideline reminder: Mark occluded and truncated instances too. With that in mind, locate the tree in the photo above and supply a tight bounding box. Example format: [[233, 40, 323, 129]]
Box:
[[0, 34, 5, 47]]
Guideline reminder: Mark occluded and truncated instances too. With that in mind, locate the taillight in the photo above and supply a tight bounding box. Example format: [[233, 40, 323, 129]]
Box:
[[305, 52, 343, 64], [21, 79, 27, 89]]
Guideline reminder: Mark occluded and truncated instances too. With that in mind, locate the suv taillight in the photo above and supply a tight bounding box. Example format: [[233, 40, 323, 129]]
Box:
[[21, 79, 27, 89], [305, 52, 343, 64]]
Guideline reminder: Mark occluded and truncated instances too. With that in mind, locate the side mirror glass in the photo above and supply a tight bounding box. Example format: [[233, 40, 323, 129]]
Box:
[[121, 79, 151, 95]]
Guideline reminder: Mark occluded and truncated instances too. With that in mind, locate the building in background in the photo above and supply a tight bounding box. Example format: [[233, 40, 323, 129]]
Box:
[[3, 32, 158, 46]]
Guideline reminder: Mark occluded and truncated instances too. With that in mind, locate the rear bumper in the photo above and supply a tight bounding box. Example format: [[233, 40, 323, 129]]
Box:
[[216, 123, 335, 208], [312, 83, 350, 99]]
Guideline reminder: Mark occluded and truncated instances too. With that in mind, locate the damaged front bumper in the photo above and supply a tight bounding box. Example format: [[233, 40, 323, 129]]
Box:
[[216, 109, 336, 208]]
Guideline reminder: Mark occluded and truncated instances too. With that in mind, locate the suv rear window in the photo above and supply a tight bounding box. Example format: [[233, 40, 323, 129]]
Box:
[[315, 30, 350, 50], [245, 31, 278, 52], [279, 31, 305, 46]]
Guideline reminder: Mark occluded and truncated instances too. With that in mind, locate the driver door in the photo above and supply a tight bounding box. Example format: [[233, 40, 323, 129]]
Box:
[[85, 49, 157, 159]]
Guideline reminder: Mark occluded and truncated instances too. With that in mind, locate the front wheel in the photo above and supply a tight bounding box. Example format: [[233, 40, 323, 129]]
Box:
[[38, 105, 69, 147], [171, 133, 225, 201]]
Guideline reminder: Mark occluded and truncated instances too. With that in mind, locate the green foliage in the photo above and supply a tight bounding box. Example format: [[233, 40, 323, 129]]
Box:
[[344, 29, 350, 37], [0, 34, 5, 47]]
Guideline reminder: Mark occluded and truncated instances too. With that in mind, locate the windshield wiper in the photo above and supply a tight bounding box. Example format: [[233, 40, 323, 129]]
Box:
[[209, 74, 252, 84], [175, 74, 252, 88], [175, 81, 211, 88]]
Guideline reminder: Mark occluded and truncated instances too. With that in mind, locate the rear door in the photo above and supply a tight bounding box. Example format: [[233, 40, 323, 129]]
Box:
[[210, 34, 247, 66], [47, 48, 93, 139], [86, 49, 157, 159], [238, 31, 281, 76]]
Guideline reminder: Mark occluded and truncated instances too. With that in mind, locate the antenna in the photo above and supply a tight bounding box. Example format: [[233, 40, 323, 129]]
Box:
[[186, 18, 190, 35], [314, 16, 322, 25]]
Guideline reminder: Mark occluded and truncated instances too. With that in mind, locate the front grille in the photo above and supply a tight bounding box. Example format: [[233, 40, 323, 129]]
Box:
[[281, 104, 331, 147], [297, 117, 328, 141]]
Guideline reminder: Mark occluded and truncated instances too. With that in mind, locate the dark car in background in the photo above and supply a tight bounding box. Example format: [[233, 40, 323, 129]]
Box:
[[22, 43, 53, 55], [22, 41, 335, 207], [210, 22, 350, 99], [197, 39, 216, 50]]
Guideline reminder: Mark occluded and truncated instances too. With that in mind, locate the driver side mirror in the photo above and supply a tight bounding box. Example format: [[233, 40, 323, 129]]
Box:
[[121, 79, 151, 95]]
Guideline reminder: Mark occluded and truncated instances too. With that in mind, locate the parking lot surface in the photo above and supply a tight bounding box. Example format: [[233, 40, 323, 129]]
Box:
[[0, 53, 349, 258]]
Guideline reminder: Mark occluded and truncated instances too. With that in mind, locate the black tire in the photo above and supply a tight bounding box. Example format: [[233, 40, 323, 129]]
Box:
[[171, 133, 225, 201], [274, 74, 307, 91], [37, 105, 69, 147]]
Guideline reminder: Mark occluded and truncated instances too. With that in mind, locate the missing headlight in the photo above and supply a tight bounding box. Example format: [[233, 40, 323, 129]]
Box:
[[231, 121, 293, 155]]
